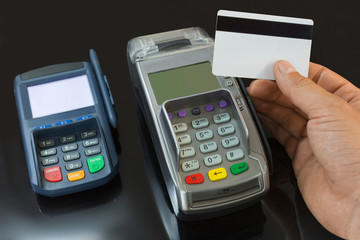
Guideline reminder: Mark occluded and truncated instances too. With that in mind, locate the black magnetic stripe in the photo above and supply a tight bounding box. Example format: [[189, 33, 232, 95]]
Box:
[[217, 16, 313, 40]]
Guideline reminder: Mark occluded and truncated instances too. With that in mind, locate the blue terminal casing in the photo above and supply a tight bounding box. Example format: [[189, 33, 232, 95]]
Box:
[[14, 49, 119, 197]]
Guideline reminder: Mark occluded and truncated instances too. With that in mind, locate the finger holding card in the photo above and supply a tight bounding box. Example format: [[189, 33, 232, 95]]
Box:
[[250, 96, 308, 139], [247, 79, 292, 107], [308, 63, 360, 109]]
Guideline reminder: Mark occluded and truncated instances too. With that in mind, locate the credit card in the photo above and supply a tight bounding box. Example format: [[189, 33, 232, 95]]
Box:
[[212, 10, 313, 80]]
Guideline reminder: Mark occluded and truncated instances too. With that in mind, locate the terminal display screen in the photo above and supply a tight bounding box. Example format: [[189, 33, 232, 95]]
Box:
[[28, 75, 95, 118], [148, 62, 220, 104]]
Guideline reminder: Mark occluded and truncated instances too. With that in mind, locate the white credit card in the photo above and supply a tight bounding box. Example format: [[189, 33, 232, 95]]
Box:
[[212, 10, 313, 80]]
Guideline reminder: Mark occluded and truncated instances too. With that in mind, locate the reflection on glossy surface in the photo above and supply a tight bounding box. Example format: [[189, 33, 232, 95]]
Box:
[[36, 174, 122, 216]]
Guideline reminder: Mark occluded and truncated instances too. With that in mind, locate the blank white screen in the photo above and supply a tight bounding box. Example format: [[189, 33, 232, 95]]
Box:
[[28, 75, 95, 118]]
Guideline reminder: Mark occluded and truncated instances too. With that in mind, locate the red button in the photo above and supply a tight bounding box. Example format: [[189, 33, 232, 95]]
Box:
[[185, 173, 204, 184], [44, 166, 62, 182]]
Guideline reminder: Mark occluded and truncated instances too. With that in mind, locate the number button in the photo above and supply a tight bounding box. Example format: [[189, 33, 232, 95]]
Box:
[[60, 135, 76, 144], [180, 147, 195, 159], [204, 154, 222, 167], [181, 160, 200, 172], [195, 129, 213, 142], [82, 138, 99, 147], [41, 157, 59, 166], [61, 143, 78, 153], [40, 148, 57, 157], [177, 134, 191, 146], [218, 124, 235, 136], [191, 118, 209, 129], [172, 123, 188, 133], [63, 152, 80, 161], [81, 130, 97, 139], [213, 113, 231, 124], [38, 139, 55, 148], [84, 147, 102, 156], [65, 161, 83, 171], [199, 141, 218, 154], [221, 136, 240, 149]]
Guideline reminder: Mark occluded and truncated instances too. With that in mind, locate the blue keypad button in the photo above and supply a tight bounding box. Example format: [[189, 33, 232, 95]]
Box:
[[35, 124, 51, 130], [56, 120, 73, 126], [77, 115, 93, 121]]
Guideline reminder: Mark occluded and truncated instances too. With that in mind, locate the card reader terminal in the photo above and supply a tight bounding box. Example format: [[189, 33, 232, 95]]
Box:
[[14, 50, 119, 197], [127, 27, 271, 219]]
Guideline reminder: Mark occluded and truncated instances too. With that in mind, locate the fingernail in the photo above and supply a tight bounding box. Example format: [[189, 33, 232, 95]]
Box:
[[278, 60, 296, 74]]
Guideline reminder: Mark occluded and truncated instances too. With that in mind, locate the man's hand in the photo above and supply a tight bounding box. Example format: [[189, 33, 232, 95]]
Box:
[[247, 60, 360, 239]]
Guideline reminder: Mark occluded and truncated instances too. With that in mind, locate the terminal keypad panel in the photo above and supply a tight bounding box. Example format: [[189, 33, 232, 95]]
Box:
[[167, 97, 262, 196], [33, 117, 108, 188]]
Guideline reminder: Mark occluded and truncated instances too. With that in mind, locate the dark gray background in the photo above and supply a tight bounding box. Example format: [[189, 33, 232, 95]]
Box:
[[0, 1, 357, 239]]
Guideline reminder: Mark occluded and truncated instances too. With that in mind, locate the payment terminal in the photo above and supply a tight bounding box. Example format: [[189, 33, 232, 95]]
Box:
[[14, 49, 119, 197], [127, 27, 271, 219]]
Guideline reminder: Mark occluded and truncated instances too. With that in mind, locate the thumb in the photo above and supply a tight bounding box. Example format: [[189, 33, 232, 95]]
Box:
[[274, 60, 340, 117]]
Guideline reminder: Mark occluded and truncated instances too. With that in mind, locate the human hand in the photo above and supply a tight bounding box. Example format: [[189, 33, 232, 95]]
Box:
[[247, 60, 360, 239]]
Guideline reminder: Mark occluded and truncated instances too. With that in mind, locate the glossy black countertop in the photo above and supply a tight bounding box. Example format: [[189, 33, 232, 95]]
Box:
[[1, 2, 358, 239]]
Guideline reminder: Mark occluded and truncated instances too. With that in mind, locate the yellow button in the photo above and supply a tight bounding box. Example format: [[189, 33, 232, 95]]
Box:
[[208, 167, 227, 182], [67, 170, 85, 182]]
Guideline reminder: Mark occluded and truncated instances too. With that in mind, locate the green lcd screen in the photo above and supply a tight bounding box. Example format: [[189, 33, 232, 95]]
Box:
[[148, 62, 220, 104]]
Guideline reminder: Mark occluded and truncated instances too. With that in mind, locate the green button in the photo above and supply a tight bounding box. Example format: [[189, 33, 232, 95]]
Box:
[[230, 162, 249, 175], [87, 155, 105, 173]]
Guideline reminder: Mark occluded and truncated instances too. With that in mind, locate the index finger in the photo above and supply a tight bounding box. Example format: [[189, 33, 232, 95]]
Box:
[[247, 79, 293, 108], [247, 79, 307, 118], [309, 62, 360, 102]]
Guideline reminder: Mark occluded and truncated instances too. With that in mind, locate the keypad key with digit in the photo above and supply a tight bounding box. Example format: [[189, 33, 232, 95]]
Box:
[[218, 124, 235, 136], [172, 123, 188, 133], [204, 154, 222, 167], [195, 129, 213, 142], [180, 146, 195, 159], [177, 134, 192, 146], [221, 136, 240, 149], [199, 141, 218, 154], [192, 118, 209, 129], [213, 113, 231, 124]]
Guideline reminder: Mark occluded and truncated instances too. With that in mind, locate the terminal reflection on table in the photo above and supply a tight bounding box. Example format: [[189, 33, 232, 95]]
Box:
[[127, 27, 271, 220], [14, 50, 119, 197]]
